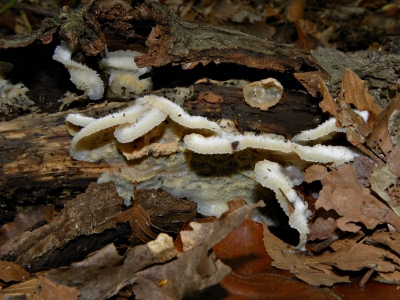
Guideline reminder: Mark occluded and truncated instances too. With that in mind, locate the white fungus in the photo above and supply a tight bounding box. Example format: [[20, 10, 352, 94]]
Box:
[[243, 78, 283, 110], [53, 42, 104, 100], [99, 50, 153, 99], [66, 94, 359, 250], [254, 160, 311, 250]]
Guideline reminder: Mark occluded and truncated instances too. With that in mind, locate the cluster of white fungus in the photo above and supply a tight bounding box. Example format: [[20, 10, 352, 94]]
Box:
[[67, 95, 358, 249], [53, 42, 152, 101]]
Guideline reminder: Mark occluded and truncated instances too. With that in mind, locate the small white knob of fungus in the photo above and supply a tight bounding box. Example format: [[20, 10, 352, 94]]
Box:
[[243, 78, 283, 111]]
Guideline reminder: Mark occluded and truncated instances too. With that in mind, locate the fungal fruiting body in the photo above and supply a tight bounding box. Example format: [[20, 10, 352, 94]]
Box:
[[53, 42, 104, 100], [255, 160, 311, 250], [66, 95, 358, 249], [243, 78, 283, 110], [53, 44, 153, 101], [99, 50, 153, 99], [292, 110, 369, 143]]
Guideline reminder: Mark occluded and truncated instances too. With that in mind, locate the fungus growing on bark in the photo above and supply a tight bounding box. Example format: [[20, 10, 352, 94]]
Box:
[[99, 50, 153, 99], [243, 78, 283, 110], [53, 42, 104, 100], [66, 95, 359, 249]]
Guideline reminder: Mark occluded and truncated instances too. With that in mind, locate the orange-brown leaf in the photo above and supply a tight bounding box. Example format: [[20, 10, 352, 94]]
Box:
[[341, 68, 382, 121], [0, 260, 29, 282], [112, 203, 159, 244], [287, 0, 304, 22], [318, 76, 339, 119]]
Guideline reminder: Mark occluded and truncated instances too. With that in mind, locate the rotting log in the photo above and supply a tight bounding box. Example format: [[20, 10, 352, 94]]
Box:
[[0, 0, 326, 223], [0, 85, 321, 209], [0, 103, 124, 207]]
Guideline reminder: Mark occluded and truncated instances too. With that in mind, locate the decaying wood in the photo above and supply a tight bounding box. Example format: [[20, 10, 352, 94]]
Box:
[[0, 0, 330, 228], [0, 84, 321, 210], [0, 103, 124, 208], [130, 1, 325, 74]]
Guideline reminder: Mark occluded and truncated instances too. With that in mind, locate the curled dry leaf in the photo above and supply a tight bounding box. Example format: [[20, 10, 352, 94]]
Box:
[[367, 95, 400, 157], [112, 201, 161, 245], [293, 71, 321, 98], [317, 76, 339, 119], [130, 200, 265, 300], [365, 230, 400, 257], [213, 200, 343, 299], [264, 224, 400, 287], [263, 223, 350, 286], [316, 164, 400, 231], [369, 164, 400, 218], [45, 234, 178, 300], [340, 68, 382, 122], [44, 200, 264, 300]]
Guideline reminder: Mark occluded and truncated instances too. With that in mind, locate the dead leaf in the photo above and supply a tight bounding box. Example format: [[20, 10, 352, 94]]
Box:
[[341, 68, 382, 122], [366, 230, 400, 256], [287, 0, 304, 22], [264, 223, 400, 287], [214, 204, 343, 299], [0, 260, 29, 282], [317, 76, 339, 119], [0, 276, 79, 300], [132, 200, 263, 300], [112, 202, 160, 245], [45, 234, 178, 300], [308, 217, 336, 241], [388, 147, 400, 177], [263, 223, 350, 286], [320, 240, 400, 273], [294, 72, 322, 98], [294, 19, 317, 50], [353, 155, 374, 187], [303, 164, 328, 183], [367, 95, 400, 157], [317, 164, 400, 231], [336, 217, 361, 233], [369, 164, 400, 218], [375, 270, 400, 284], [337, 93, 371, 145], [44, 201, 264, 299]]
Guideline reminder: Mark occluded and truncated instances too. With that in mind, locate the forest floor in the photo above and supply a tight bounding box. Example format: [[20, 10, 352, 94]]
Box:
[[1, 0, 400, 299]]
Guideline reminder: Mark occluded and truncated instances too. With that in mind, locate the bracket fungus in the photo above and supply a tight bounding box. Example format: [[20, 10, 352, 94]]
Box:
[[66, 95, 358, 249], [243, 78, 283, 110]]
